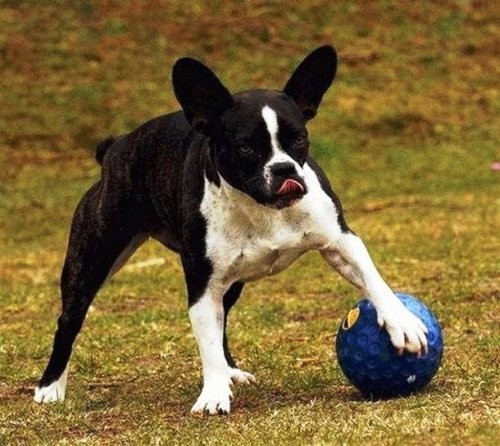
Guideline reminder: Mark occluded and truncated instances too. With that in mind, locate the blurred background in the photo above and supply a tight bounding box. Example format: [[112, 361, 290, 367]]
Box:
[[1, 1, 498, 189]]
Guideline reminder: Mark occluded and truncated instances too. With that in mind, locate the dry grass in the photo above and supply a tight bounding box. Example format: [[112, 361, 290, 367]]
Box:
[[1, 1, 499, 444]]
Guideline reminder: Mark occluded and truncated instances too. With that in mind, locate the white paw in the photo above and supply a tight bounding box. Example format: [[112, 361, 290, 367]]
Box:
[[228, 367, 256, 385], [377, 299, 428, 355], [191, 377, 233, 415], [33, 368, 68, 403]]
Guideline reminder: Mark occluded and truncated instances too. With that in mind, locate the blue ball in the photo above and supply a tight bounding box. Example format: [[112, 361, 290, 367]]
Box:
[[336, 293, 443, 398]]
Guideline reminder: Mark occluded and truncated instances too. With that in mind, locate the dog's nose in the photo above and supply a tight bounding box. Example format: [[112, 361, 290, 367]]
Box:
[[270, 162, 297, 177]]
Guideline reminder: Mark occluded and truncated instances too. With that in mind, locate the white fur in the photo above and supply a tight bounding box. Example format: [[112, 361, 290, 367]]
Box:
[[189, 289, 233, 414], [188, 284, 256, 414], [33, 366, 68, 403], [261, 105, 302, 188], [261, 105, 279, 146], [229, 367, 256, 385], [201, 163, 340, 285], [191, 376, 232, 414]]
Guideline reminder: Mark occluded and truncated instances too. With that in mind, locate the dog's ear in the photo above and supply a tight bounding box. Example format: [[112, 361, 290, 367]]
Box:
[[172, 58, 233, 134], [284, 45, 337, 121]]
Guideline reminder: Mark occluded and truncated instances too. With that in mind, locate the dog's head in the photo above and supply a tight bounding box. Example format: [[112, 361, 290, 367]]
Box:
[[173, 46, 337, 209]]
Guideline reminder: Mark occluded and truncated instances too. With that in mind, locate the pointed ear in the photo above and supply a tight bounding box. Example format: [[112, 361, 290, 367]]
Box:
[[284, 45, 337, 121], [172, 57, 233, 134]]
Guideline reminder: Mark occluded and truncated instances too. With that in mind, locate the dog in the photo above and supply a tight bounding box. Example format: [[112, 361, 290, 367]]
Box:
[[34, 45, 428, 414]]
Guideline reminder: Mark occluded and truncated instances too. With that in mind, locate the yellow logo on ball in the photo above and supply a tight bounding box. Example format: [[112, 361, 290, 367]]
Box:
[[342, 307, 360, 330]]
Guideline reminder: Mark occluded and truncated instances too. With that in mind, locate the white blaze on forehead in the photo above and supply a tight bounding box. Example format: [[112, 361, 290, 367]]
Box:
[[261, 105, 303, 185], [261, 105, 280, 153]]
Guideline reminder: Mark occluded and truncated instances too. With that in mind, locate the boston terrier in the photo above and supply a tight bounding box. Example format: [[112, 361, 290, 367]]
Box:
[[34, 45, 428, 414]]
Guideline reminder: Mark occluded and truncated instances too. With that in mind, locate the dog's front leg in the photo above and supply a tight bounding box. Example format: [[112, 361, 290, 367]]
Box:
[[189, 282, 233, 414], [321, 231, 428, 355]]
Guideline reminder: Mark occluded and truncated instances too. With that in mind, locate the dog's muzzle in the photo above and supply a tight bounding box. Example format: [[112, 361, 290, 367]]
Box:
[[272, 176, 307, 209], [266, 162, 307, 208]]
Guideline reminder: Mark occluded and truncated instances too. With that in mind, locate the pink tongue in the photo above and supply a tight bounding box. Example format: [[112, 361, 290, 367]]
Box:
[[277, 179, 304, 196]]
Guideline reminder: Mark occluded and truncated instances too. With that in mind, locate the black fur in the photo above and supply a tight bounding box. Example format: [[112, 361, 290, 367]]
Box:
[[95, 136, 117, 165], [37, 45, 348, 393]]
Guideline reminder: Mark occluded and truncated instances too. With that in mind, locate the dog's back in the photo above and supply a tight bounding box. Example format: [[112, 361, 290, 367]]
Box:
[[93, 110, 207, 247]]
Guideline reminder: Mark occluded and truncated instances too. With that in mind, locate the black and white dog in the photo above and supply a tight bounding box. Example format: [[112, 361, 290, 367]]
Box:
[[34, 45, 428, 414]]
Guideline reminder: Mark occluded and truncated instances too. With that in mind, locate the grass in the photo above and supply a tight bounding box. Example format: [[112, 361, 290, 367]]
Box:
[[0, 1, 499, 444]]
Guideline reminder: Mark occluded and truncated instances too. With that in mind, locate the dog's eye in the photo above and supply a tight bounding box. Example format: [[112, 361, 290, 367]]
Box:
[[238, 145, 254, 156], [294, 136, 309, 150]]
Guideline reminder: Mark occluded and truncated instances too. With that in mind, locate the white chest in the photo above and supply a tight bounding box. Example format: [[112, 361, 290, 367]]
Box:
[[207, 218, 311, 282], [200, 163, 342, 284]]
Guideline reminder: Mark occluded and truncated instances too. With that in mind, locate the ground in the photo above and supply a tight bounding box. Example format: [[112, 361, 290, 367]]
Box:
[[0, 1, 499, 445]]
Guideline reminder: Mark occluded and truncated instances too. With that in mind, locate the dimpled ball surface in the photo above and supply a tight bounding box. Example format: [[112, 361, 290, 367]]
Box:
[[336, 293, 443, 398]]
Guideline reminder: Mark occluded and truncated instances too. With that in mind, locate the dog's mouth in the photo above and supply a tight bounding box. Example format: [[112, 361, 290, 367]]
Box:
[[271, 177, 307, 208], [277, 178, 305, 196]]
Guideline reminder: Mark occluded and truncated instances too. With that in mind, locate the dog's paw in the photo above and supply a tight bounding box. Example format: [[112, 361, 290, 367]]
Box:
[[228, 367, 256, 385], [191, 378, 233, 415], [376, 299, 428, 355], [33, 369, 68, 403], [34, 384, 65, 403]]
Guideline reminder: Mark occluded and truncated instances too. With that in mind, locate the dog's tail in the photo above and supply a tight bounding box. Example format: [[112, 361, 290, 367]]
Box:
[[95, 136, 116, 165]]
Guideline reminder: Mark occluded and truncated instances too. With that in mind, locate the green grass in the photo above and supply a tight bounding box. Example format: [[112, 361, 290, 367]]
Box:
[[1, 1, 499, 444]]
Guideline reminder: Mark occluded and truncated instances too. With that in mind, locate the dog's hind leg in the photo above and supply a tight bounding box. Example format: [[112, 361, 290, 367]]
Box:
[[34, 184, 146, 403]]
